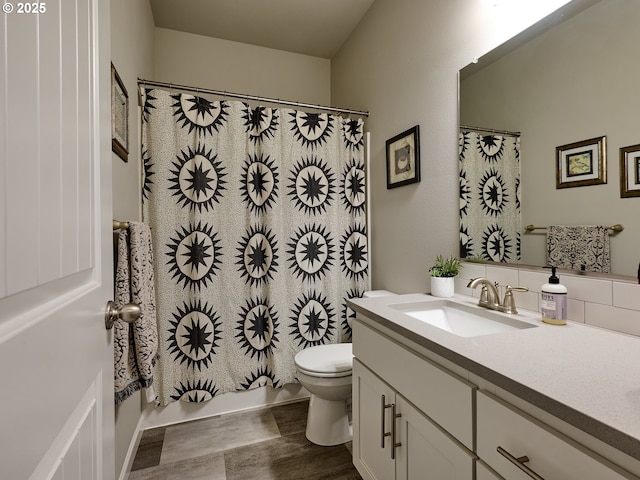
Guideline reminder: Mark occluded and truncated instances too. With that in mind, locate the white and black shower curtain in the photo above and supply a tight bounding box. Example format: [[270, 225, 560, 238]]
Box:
[[459, 131, 521, 263], [141, 88, 368, 406]]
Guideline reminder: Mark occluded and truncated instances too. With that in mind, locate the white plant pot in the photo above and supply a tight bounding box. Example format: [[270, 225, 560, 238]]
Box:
[[430, 276, 455, 298]]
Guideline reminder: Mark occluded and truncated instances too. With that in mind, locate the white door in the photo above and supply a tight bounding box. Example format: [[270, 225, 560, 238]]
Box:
[[0, 1, 114, 479]]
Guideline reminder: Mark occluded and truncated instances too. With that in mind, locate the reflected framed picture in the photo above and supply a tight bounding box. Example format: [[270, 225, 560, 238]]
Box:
[[620, 143, 640, 198], [556, 136, 606, 189], [386, 125, 420, 189], [111, 63, 129, 162]]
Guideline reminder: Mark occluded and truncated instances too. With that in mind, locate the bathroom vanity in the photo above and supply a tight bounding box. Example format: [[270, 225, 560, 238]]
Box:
[[348, 293, 640, 480]]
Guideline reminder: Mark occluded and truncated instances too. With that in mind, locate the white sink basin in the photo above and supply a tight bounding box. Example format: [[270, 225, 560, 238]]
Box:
[[389, 300, 537, 337]]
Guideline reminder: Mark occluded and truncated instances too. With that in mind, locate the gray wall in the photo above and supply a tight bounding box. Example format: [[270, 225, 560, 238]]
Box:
[[153, 28, 331, 105], [460, 0, 639, 276], [111, 0, 155, 476], [331, 0, 572, 294]]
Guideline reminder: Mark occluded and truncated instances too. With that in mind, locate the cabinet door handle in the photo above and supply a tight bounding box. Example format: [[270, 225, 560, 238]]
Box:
[[391, 403, 402, 460], [497, 446, 545, 480], [381, 395, 392, 448]]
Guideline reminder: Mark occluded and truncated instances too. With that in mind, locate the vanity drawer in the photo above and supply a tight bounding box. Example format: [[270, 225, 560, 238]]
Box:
[[353, 320, 475, 450], [477, 390, 636, 480]]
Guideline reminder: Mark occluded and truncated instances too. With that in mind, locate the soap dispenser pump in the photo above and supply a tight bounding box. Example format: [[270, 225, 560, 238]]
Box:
[[541, 266, 567, 325]]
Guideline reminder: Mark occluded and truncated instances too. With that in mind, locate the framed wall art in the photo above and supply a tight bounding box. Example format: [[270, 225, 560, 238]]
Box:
[[111, 63, 129, 162], [556, 136, 606, 189], [386, 125, 420, 189], [620, 143, 640, 198]]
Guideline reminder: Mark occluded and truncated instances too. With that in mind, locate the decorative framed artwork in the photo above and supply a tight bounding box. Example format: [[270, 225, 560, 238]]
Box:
[[556, 136, 606, 189], [386, 125, 420, 189], [111, 63, 129, 162], [620, 144, 640, 198]]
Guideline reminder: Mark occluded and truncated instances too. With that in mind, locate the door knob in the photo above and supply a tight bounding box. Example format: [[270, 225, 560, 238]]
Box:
[[105, 301, 141, 330]]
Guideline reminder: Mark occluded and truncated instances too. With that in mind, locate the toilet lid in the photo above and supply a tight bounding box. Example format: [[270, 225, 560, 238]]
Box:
[[294, 343, 353, 375]]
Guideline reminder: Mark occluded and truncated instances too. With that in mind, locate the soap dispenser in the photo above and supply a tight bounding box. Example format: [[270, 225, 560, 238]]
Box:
[[541, 266, 567, 325]]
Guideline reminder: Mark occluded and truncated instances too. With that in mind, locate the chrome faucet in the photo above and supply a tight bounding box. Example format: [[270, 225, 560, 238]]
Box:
[[466, 278, 529, 314]]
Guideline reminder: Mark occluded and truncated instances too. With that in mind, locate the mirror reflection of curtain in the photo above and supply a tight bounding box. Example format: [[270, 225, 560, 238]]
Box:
[[459, 130, 521, 263]]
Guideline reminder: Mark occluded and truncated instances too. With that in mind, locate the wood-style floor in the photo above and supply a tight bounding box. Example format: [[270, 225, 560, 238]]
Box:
[[127, 399, 362, 480]]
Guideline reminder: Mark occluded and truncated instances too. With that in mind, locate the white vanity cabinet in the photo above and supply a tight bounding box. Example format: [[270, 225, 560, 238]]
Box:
[[477, 390, 637, 480], [352, 320, 476, 480], [350, 295, 640, 480], [353, 360, 475, 480]]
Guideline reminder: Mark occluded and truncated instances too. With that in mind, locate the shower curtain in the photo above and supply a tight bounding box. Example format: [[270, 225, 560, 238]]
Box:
[[459, 130, 521, 263], [141, 88, 368, 406]]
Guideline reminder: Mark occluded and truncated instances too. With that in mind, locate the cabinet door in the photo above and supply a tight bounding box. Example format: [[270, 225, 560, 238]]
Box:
[[477, 461, 504, 480], [395, 395, 475, 480], [478, 391, 637, 480], [353, 359, 395, 480]]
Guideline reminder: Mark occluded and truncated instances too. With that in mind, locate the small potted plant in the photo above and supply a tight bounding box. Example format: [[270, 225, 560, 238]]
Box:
[[429, 255, 462, 298]]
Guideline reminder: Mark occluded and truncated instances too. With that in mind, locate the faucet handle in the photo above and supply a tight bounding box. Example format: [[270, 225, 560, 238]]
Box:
[[501, 285, 529, 314]]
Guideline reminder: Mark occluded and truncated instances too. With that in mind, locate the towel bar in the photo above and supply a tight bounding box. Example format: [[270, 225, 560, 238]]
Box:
[[524, 224, 623, 233]]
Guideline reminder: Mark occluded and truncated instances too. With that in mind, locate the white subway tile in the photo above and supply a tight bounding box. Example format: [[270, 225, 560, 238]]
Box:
[[585, 303, 640, 337], [518, 270, 548, 294], [486, 266, 519, 288], [459, 262, 486, 281], [613, 282, 640, 310], [561, 276, 612, 305], [454, 277, 473, 296], [515, 291, 539, 313], [567, 299, 585, 323]]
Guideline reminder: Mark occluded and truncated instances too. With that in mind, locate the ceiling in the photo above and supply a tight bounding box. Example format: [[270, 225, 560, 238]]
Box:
[[148, 0, 376, 59]]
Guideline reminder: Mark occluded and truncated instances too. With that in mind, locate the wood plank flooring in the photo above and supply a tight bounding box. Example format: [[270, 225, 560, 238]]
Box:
[[128, 399, 362, 480]]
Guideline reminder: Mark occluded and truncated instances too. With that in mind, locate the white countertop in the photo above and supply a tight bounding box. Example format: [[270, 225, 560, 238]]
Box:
[[348, 293, 640, 461]]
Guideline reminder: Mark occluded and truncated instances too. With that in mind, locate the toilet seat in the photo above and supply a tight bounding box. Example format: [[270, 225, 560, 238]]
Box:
[[294, 343, 353, 378]]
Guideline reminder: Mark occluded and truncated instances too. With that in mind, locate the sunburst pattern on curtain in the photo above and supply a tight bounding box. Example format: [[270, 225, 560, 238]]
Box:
[[459, 131, 521, 263], [141, 88, 368, 406]]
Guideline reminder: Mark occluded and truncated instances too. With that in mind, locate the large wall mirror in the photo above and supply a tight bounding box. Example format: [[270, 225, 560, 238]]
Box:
[[459, 0, 639, 278]]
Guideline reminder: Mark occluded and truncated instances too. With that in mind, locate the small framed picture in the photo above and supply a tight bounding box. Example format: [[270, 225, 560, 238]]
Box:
[[556, 136, 606, 189], [620, 144, 640, 198], [111, 63, 129, 162], [386, 125, 420, 189]]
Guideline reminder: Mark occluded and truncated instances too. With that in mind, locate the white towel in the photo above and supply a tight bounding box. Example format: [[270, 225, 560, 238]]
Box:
[[546, 225, 610, 273], [114, 221, 158, 404]]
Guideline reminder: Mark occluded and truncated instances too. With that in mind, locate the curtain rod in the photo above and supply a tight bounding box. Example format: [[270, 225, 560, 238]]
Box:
[[138, 78, 369, 117], [460, 125, 521, 137]]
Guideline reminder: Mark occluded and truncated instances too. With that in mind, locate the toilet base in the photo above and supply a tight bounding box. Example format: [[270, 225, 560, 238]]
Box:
[[305, 394, 352, 446]]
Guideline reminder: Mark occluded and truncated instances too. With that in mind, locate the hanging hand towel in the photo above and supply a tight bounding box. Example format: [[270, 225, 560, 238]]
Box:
[[546, 225, 610, 273], [114, 221, 158, 404]]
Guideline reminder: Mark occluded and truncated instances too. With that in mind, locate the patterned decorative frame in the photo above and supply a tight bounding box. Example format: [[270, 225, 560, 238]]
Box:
[[386, 125, 420, 189], [556, 136, 606, 189], [111, 63, 129, 162], [619, 144, 640, 198]]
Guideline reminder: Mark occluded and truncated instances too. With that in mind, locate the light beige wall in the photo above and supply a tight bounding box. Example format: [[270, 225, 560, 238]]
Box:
[[331, 0, 573, 293], [153, 28, 331, 105], [110, 0, 155, 477], [460, 0, 639, 276]]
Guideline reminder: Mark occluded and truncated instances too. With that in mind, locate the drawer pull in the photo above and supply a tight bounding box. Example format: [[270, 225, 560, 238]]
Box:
[[391, 403, 402, 460], [497, 446, 545, 480], [381, 395, 392, 448]]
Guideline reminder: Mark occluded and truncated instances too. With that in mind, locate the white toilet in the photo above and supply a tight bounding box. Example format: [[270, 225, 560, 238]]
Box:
[[294, 290, 396, 446]]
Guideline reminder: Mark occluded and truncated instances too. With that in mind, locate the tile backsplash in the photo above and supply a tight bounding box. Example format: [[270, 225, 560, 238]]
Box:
[[455, 262, 640, 337]]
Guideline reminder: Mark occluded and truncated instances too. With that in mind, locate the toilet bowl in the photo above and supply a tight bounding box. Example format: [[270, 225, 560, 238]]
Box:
[[294, 290, 397, 446], [295, 343, 353, 446]]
